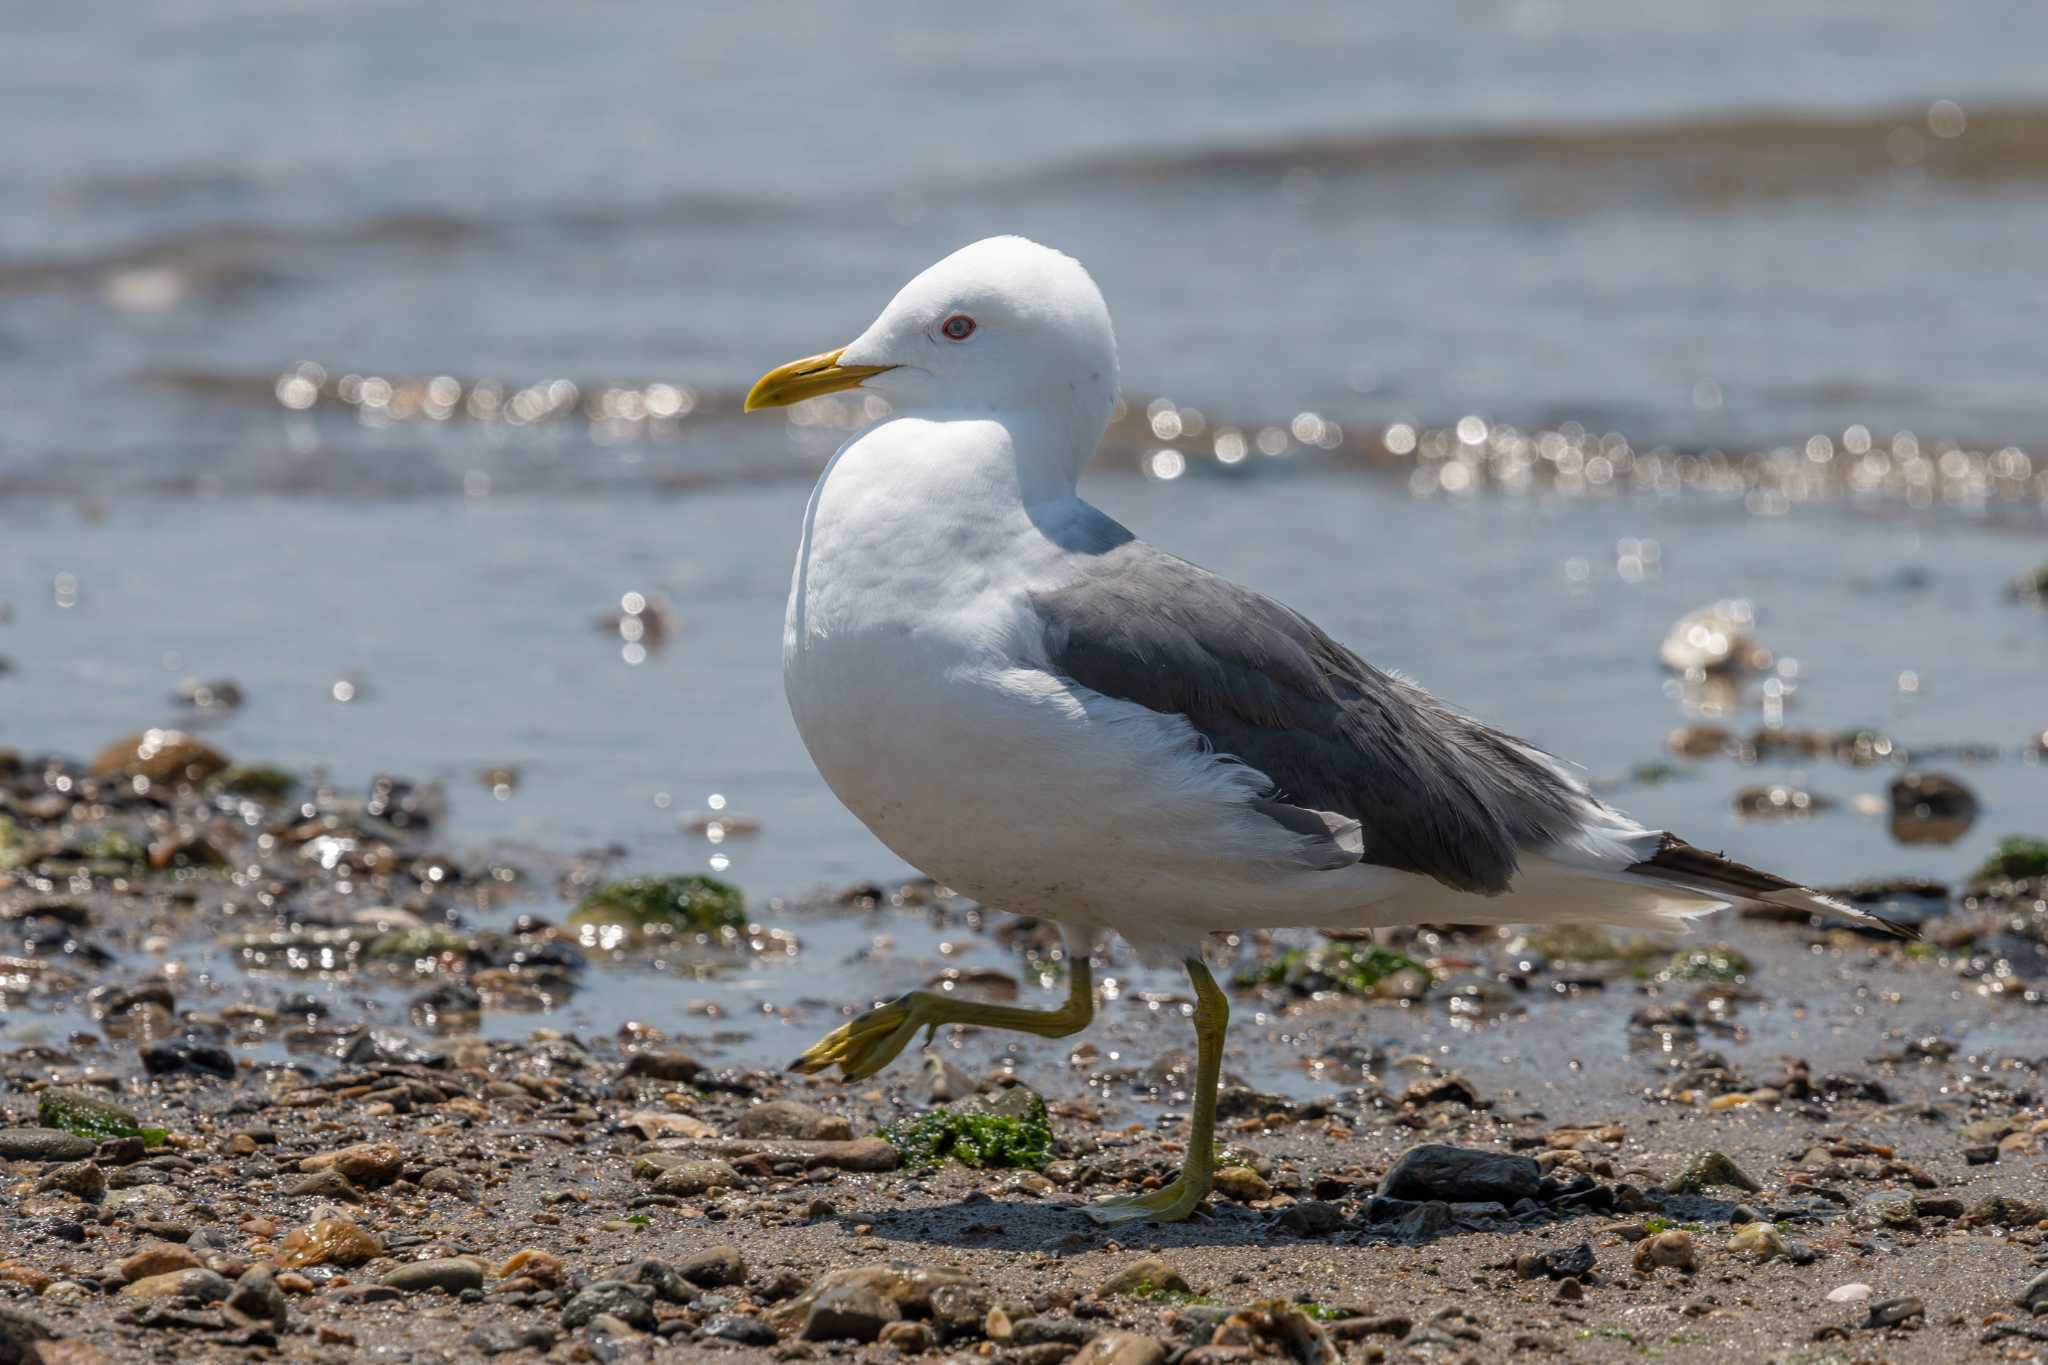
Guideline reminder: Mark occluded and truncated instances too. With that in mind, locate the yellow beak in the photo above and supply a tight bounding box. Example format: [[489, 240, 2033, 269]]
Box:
[[743, 348, 897, 412]]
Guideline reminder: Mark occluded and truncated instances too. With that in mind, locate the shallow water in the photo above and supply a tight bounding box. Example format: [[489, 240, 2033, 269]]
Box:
[[3, 3, 2047, 1071]]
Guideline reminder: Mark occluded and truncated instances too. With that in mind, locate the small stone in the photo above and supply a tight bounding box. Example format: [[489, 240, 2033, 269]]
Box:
[[1211, 1166, 1271, 1202], [494, 1248, 567, 1288], [1727, 1222, 1787, 1261], [1274, 1201, 1345, 1237], [561, 1281, 656, 1333], [1827, 1283, 1873, 1304], [0, 1307, 53, 1363], [138, 1038, 236, 1078], [737, 1100, 851, 1141], [34, 1161, 104, 1200], [1631, 1230, 1696, 1275], [1377, 1144, 1542, 1204], [627, 1259, 687, 1303], [1664, 1150, 1762, 1195], [932, 1282, 995, 1342], [298, 1141, 403, 1187], [1515, 1242, 1595, 1281], [2016, 1269, 2048, 1314], [418, 1167, 476, 1199], [89, 731, 230, 784], [283, 1170, 362, 1203], [651, 1159, 740, 1196], [878, 1321, 935, 1352], [1865, 1297, 1924, 1329], [383, 1258, 485, 1296], [276, 1217, 382, 1270], [801, 1284, 900, 1342], [702, 1315, 778, 1346], [677, 1245, 746, 1289], [119, 1267, 232, 1302], [1099, 1257, 1190, 1298], [1070, 1332, 1168, 1365], [119, 1242, 200, 1283], [224, 1266, 288, 1330], [618, 1050, 704, 1083], [0, 1129, 96, 1162]]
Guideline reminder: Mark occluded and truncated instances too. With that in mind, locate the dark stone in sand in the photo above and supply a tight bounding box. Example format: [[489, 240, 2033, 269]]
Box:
[[1515, 1242, 1595, 1281], [0, 1306, 54, 1365], [383, 1258, 484, 1295], [0, 1129, 95, 1162], [2018, 1269, 2048, 1314], [677, 1245, 747, 1289], [285, 1170, 361, 1203], [619, 1050, 703, 1083], [1014, 1317, 1094, 1347], [561, 1281, 656, 1333], [628, 1259, 688, 1303], [1391, 1201, 1451, 1241], [801, 1283, 900, 1342], [1274, 1201, 1346, 1237], [224, 1266, 288, 1330], [701, 1315, 777, 1346], [139, 1037, 235, 1079], [35, 1160, 104, 1200], [932, 1282, 994, 1342], [1376, 1144, 1542, 1204], [737, 1100, 849, 1141], [1865, 1296, 1925, 1329]]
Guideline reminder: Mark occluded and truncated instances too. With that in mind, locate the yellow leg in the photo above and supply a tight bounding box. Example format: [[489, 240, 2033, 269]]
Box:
[[1087, 956, 1226, 1225], [790, 951, 1094, 1081]]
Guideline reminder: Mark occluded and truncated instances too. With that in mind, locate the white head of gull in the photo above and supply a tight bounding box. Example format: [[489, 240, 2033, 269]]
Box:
[[746, 235, 1910, 1225]]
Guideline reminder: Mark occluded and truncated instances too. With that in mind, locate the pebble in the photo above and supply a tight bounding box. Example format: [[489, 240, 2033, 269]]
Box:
[[1212, 1166, 1271, 1201], [138, 1037, 236, 1078], [652, 1159, 741, 1195], [1515, 1242, 1595, 1281], [1631, 1230, 1697, 1274], [1099, 1257, 1190, 1298], [1274, 1201, 1346, 1237], [1727, 1222, 1787, 1260], [878, 1320, 936, 1352], [418, 1167, 476, 1199], [1827, 1283, 1873, 1304], [677, 1245, 747, 1289], [34, 1160, 105, 1200], [1376, 1144, 1542, 1204], [119, 1267, 232, 1302], [276, 1217, 382, 1269], [2017, 1269, 2048, 1314], [0, 1129, 97, 1162], [298, 1141, 403, 1187], [118, 1242, 200, 1283], [383, 1258, 485, 1295], [283, 1169, 362, 1202], [701, 1314, 778, 1346], [801, 1283, 900, 1342], [224, 1266, 289, 1330], [1865, 1296, 1925, 1329], [561, 1281, 656, 1333], [932, 1281, 995, 1343], [1665, 1150, 1762, 1195], [737, 1099, 850, 1141]]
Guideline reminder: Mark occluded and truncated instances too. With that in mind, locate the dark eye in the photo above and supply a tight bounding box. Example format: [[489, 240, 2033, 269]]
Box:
[[940, 314, 976, 341]]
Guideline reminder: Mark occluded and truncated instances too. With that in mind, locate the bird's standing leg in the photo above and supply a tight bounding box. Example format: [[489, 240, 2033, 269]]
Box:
[[790, 950, 1094, 1081], [1086, 956, 1226, 1225]]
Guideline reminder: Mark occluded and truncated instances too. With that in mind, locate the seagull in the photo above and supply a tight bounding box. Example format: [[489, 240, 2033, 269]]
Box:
[[745, 236, 1907, 1224]]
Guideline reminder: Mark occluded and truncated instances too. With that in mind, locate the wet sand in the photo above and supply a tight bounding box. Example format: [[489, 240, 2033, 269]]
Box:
[[3, 737, 2046, 1363]]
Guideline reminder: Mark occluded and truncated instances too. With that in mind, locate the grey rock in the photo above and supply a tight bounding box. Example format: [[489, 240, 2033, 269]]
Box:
[[562, 1281, 657, 1333], [0, 1306, 54, 1364], [224, 1265, 288, 1330], [35, 1160, 105, 1200], [284, 1169, 362, 1203], [702, 1314, 778, 1346], [737, 1100, 849, 1141], [120, 1267, 233, 1303], [0, 1128, 96, 1162], [628, 1259, 687, 1303], [139, 1037, 236, 1078], [1274, 1200, 1346, 1237], [1377, 1144, 1541, 1204], [1392, 1200, 1452, 1241], [1866, 1296, 1925, 1329], [801, 1283, 900, 1342], [418, 1167, 476, 1199], [651, 1159, 740, 1196], [678, 1245, 747, 1289], [1516, 1241, 1595, 1281], [1014, 1316, 1094, 1347], [1069, 1332, 1169, 1365], [2018, 1269, 2048, 1314], [383, 1258, 485, 1295], [932, 1281, 995, 1342], [1665, 1149, 1762, 1195]]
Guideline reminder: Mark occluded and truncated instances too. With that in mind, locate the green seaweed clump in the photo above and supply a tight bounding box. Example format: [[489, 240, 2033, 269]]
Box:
[[1656, 946, 1754, 984], [880, 1089, 1052, 1171], [364, 926, 473, 965], [78, 829, 150, 874], [568, 874, 746, 941], [210, 764, 299, 801], [1971, 836, 2048, 884], [1235, 940, 1429, 998], [38, 1087, 167, 1146], [0, 816, 28, 872]]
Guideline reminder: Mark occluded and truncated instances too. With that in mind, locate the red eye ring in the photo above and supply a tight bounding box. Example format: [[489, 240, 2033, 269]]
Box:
[[940, 314, 976, 341]]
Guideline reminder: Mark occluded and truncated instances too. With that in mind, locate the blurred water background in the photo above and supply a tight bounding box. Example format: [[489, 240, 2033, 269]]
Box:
[[4, 1, 2045, 935]]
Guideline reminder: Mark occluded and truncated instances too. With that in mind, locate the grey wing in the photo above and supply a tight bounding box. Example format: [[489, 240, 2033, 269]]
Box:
[[1031, 538, 1589, 895]]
